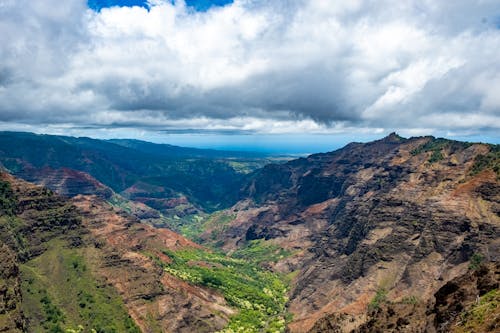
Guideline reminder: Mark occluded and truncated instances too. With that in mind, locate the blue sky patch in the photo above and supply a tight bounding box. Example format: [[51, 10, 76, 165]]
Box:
[[185, 0, 233, 11], [88, 0, 149, 11], [88, 0, 233, 12]]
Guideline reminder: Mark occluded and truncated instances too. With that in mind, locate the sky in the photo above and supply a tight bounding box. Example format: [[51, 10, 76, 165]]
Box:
[[0, 0, 499, 153]]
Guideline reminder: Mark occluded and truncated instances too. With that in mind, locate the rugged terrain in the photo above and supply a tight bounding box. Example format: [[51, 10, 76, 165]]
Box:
[[0, 131, 271, 216], [309, 261, 499, 332], [0, 172, 286, 332], [202, 134, 500, 332], [0, 132, 498, 332]]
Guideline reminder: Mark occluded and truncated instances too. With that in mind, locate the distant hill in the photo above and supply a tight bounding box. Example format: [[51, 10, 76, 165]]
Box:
[[108, 138, 266, 159], [0, 131, 270, 212]]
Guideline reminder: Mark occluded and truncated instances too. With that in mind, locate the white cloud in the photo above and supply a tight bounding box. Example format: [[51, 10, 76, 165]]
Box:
[[0, 0, 499, 138]]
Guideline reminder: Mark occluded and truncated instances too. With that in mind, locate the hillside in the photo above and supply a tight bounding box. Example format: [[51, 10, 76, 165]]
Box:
[[200, 133, 500, 332], [0, 172, 138, 332], [1, 133, 498, 332], [0, 131, 273, 215], [108, 139, 265, 159], [0, 172, 289, 332]]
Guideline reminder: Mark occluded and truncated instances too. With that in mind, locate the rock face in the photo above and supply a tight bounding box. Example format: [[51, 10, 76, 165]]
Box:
[[72, 194, 233, 333], [430, 262, 499, 332], [0, 243, 25, 332], [0, 172, 82, 332], [21, 167, 114, 199], [205, 134, 500, 332], [0, 172, 232, 332], [320, 262, 500, 333]]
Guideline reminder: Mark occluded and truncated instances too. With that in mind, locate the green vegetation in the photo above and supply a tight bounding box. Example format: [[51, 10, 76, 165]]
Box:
[[232, 239, 292, 265], [411, 138, 472, 163], [0, 214, 29, 260], [0, 180, 16, 215], [401, 295, 419, 305], [225, 159, 277, 174], [39, 291, 65, 332], [168, 211, 236, 243], [470, 144, 500, 178], [368, 288, 388, 312], [411, 138, 448, 156], [21, 240, 140, 333], [468, 253, 484, 271], [108, 194, 137, 215], [108, 193, 173, 226], [429, 150, 444, 163], [0, 178, 141, 333], [457, 289, 499, 332], [177, 213, 210, 241], [65, 325, 85, 333], [0, 132, 265, 212], [157, 248, 289, 332]]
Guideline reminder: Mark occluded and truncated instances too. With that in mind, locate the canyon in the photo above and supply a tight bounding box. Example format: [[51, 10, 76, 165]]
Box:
[[0, 132, 498, 332]]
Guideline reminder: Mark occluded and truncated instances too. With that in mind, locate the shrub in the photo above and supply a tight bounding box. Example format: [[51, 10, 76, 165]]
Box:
[[368, 288, 388, 312], [401, 295, 418, 305], [469, 253, 484, 271], [470, 145, 500, 178]]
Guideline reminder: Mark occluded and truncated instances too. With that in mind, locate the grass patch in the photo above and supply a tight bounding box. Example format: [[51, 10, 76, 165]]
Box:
[[457, 289, 499, 332], [411, 138, 471, 163], [0, 215, 29, 259], [429, 150, 444, 163], [224, 159, 273, 174], [232, 239, 292, 265], [20, 239, 140, 333], [175, 211, 236, 243], [400, 295, 419, 305], [157, 248, 289, 332]]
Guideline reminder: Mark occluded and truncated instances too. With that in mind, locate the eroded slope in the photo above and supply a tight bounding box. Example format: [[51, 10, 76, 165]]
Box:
[[203, 134, 500, 332]]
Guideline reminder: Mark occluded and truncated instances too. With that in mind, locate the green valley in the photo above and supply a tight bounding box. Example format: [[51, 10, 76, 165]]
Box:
[[157, 248, 289, 333]]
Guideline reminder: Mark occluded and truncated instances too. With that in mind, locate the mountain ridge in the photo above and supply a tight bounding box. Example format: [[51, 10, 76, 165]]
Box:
[[0, 132, 498, 332], [200, 134, 499, 332], [108, 138, 269, 159], [0, 131, 268, 213]]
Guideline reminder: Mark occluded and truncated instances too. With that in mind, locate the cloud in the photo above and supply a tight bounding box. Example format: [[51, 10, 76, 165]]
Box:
[[0, 0, 499, 137]]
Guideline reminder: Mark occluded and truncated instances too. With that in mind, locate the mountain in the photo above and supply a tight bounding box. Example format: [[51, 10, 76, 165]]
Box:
[[0, 172, 138, 332], [108, 138, 266, 159], [200, 133, 499, 332], [0, 132, 272, 214], [0, 172, 288, 332], [1, 132, 498, 332]]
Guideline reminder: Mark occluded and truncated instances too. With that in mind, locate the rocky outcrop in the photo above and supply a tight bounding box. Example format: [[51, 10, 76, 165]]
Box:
[[318, 262, 500, 333], [72, 194, 233, 333], [206, 134, 500, 332], [0, 172, 84, 332], [0, 172, 82, 260], [0, 172, 233, 332], [0, 243, 25, 332], [20, 167, 113, 199], [429, 262, 499, 332]]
